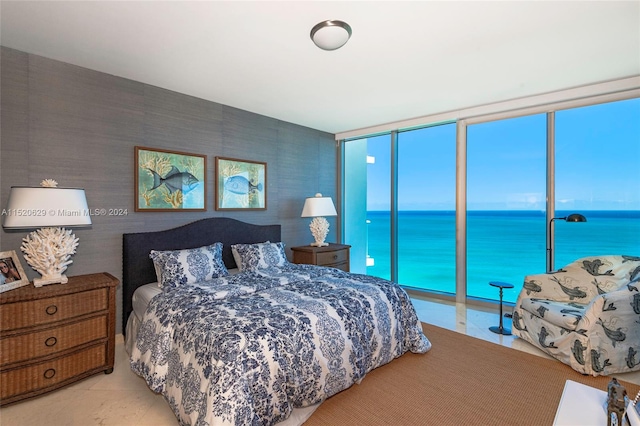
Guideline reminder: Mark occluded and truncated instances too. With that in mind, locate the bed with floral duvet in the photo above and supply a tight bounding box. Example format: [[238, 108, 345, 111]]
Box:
[[123, 218, 431, 425]]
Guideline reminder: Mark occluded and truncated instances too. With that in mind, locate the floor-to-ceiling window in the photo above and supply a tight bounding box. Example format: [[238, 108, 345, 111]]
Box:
[[466, 114, 546, 303], [344, 134, 391, 277], [342, 93, 639, 304], [397, 124, 456, 293], [553, 98, 640, 269], [366, 135, 392, 280]]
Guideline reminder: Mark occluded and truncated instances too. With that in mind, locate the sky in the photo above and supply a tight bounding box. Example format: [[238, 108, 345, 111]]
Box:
[[364, 97, 640, 211]]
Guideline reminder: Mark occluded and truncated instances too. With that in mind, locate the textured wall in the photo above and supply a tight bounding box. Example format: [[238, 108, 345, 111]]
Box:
[[0, 47, 338, 334]]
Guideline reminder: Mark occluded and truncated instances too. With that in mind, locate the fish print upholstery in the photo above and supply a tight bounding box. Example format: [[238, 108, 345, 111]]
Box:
[[513, 255, 640, 376]]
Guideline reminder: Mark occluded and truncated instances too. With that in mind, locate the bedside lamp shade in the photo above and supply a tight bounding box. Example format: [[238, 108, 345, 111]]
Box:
[[3, 187, 92, 228], [301, 194, 337, 218], [301, 193, 337, 247]]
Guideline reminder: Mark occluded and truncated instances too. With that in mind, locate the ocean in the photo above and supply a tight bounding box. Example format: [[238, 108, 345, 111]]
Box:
[[365, 210, 640, 303]]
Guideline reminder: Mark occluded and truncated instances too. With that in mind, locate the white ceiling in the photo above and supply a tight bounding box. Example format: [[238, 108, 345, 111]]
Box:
[[1, 1, 639, 135]]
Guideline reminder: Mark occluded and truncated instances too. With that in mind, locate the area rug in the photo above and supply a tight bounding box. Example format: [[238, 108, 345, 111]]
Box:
[[305, 323, 640, 425]]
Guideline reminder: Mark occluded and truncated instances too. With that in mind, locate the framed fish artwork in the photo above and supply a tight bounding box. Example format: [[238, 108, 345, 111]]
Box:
[[135, 146, 206, 211], [215, 157, 267, 210]]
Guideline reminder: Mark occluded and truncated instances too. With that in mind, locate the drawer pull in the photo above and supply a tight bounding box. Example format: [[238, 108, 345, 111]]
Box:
[[45, 337, 57, 347], [43, 368, 56, 379], [45, 305, 58, 315], [333, 254, 338, 260]]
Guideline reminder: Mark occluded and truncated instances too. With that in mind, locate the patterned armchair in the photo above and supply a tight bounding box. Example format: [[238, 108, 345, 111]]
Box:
[[512, 255, 640, 376]]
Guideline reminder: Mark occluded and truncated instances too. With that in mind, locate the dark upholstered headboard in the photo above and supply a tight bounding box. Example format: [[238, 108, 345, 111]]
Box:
[[122, 217, 281, 334]]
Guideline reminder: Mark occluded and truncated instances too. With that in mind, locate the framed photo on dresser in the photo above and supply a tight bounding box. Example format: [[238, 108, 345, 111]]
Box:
[[0, 250, 29, 293]]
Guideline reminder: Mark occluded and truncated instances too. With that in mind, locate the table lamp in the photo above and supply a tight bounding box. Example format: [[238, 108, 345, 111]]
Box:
[[301, 193, 337, 247], [2, 179, 92, 286]]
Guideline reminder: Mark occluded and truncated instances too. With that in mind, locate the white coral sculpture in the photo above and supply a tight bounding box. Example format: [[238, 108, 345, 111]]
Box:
[[21, 227, 79, 279], [40, 179, 59, 188], [309, 217, 330, 247]]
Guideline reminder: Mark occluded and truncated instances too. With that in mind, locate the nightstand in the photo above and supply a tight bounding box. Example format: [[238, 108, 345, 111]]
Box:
[[0, 272, 119, 405], [290, 243, 351, 272]]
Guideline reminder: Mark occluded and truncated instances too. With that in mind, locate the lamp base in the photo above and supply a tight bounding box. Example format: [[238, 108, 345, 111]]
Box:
[[310, 242, 330, 247], [33, 274, 69, 287], [21, 227, 79, 288], [308, 216, 330, 248]]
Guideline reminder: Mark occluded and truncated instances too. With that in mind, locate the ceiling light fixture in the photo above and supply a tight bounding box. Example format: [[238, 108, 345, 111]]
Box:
[[310, 20, 352, 51]]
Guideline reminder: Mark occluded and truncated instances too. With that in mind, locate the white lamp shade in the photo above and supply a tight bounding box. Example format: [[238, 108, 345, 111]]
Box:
[[2, 186, 92, 228], [301, 193, 337, 218]]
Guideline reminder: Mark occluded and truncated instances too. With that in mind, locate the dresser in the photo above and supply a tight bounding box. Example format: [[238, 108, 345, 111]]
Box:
[[0, 272, 119, 405], [290, 243, 351, 272]]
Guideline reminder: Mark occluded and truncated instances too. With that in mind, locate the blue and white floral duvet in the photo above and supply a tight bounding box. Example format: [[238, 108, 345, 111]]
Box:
[[131, 263, 431, 426]]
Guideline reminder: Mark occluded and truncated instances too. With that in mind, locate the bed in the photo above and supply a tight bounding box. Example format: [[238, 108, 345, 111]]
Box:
[[123, 217, 431, 425]]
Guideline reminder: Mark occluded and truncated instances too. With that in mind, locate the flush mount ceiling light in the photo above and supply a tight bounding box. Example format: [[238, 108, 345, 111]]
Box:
[[310, 20, 352, 51]]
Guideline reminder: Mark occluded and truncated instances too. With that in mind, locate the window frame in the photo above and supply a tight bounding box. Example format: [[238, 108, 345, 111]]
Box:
[[339, 81, 640, 306]]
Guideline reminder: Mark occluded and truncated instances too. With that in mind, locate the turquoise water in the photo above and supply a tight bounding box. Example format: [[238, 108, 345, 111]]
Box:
[[366, 210, 640, 303]]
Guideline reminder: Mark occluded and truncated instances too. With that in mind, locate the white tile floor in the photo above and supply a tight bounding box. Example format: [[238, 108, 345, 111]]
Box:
[[1, 296, 638, 425]]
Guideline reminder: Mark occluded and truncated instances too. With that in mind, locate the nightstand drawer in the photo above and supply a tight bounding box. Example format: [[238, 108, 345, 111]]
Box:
[[331, 262, 349, 272], [317, 249, 349, 266], [290, 244, 351, 272], [0, 288, 108, 332], [0, 316, 107, 366], [0, 344, 106, 403]]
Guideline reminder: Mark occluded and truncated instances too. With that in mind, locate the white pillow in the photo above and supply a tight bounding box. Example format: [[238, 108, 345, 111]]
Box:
[[231, 241, 287, 272], [149, 242, 228, 288]]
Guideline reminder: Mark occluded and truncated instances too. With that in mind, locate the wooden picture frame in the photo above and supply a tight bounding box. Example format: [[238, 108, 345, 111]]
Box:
[[135, 146, 206, 211], [215, 157, 267, 210], [0, 250, 29, 293]]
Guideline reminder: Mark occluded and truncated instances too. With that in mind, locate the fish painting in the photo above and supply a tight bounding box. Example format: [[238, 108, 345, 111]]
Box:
[[224, 175, 263, 195], [148, 166, 199, 194]]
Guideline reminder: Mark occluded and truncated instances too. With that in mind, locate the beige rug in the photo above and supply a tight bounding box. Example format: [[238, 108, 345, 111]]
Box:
[[305, 323, 640, 425]]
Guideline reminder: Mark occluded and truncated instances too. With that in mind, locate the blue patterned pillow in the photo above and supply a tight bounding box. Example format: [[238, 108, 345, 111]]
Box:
[[231, 241, 287, 272], [149, 242, 228, 288]]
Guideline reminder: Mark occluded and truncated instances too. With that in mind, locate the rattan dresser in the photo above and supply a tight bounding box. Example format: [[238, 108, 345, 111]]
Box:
[[0, 272, 118, 405]]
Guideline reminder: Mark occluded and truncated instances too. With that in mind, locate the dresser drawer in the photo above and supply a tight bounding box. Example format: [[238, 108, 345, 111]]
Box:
[[0, 315, 107, 366], [317, 249, 349, 266], [0, 288, 108, 332], [0, 344, 106, 403]]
